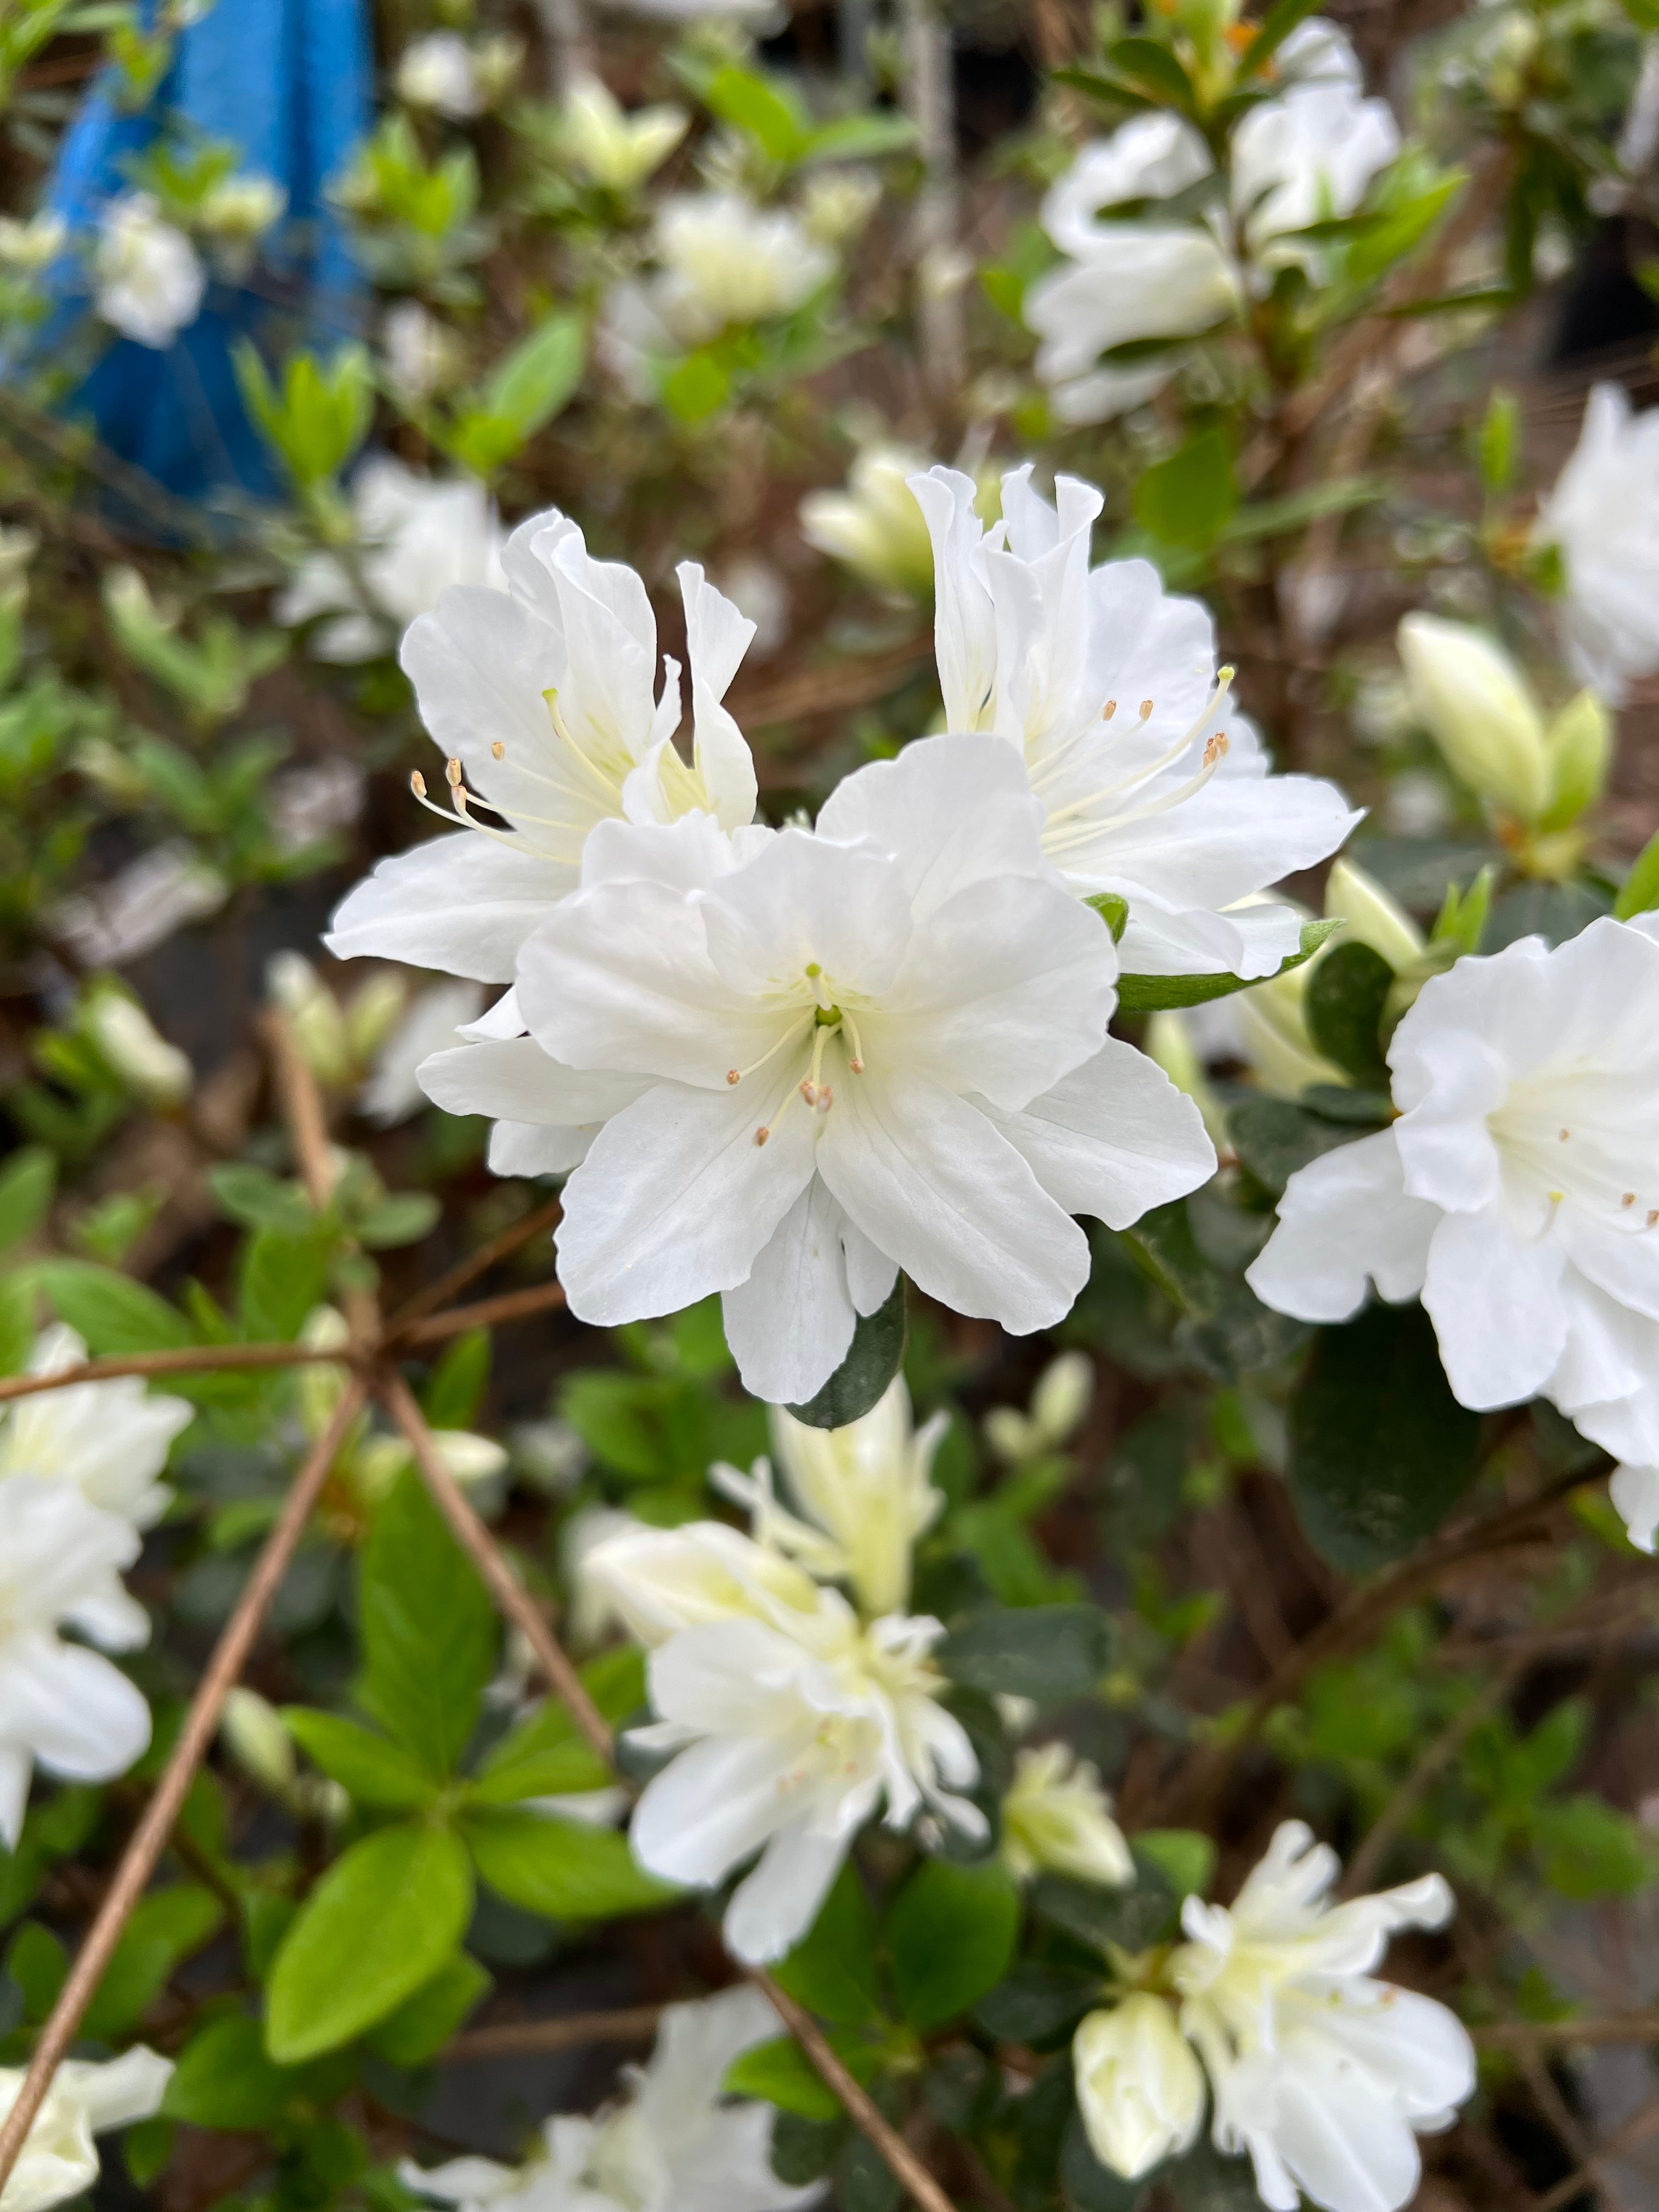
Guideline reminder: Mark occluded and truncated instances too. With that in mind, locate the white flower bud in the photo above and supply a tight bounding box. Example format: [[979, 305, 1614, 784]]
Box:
[[266, 951, 351, 1086], [799, 445, 940, 602], [562, 74, 688, 194], [82, 986, 192, 1105], [198, 173, 285, 244], [1397, 613, 1551, 822], [1074, 1996, 1206, 2180], [220, 1688, 297, 1797], [396, 32, 484, 119], [1323, 856, 1423, 973], [0, 212, 66, 272], [1541, 687, 1612, 831], [1030, 1351, 1093, 1448], [1002, 1744, 1132, 1886], [799, 168, 881, 246]]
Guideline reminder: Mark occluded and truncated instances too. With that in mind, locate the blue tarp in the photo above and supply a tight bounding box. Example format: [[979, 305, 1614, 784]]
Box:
[[35, 0, 371, 503]]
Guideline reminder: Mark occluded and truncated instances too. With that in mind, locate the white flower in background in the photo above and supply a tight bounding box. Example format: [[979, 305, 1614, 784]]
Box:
[[396, 32, 484, 119], [326, 515, 759, 990], [382, 300, 466, 405], [561, 73, 689, 193], [652, 193, 835, 340], [359, 979, 487, 1125], [0, 212, 66, 272], [798, 168, 881, 246], [276, 457, 507, 664], [197, 172, 285, 272], [0, 1477, 153, 1848], [713, 1376, 948, 1616], [587, 1519, 981, 1961], [400, 1987, 818, 2212], [984, 1348, 1093, 1462], [1025, 24, 1397, 424], [1001, 1743, 1132, 1886], [93, 192, 205, 349], [418, 734, 1214, 1404], [1396, 614, 1549, 822], [911, 463, 1359, 979], [799, 444, 941, 602], [48, 842, 227, 969], [1532, 381, 1659, 704], [1170, 1821, 1474, 2212], [0, 1325, 191, 1529], [1074, 1994, 1205, 2181], [1247, 919, 1659, 1528], [0, 2047, 173, 2212], [80, 983, 193, 1104], [1611, 1463, 1659, 1553]]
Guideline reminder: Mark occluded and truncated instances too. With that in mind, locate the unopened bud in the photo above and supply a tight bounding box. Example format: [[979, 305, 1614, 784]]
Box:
[[1397, 613, 1550, 822]]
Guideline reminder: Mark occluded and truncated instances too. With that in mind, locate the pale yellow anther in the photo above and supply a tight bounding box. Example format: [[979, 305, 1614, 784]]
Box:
[[754, 1126, 770, 1147], [446, 757, 464, 788], [410, 770, 427, 799], [1103, 699, 1118, 720], [492, 741, 505, 759], [1623, 1192, 1637, 1208], [1139, 699, 1154, 720], [726, 1069, 741, 1086]]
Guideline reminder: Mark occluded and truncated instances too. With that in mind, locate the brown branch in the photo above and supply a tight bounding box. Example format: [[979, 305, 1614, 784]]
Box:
[[443, 2005, 665, 2060], [0, 1341, 340, 1405], [753, 1969, 961, 2212], [1475, 2016, 1659, 2051], [379, 1370, 614, 1764], [395, 1278, 567, 1347], [385, 1192, 565, 1331], [259, 1010, 337, 1209], [0, 1380, 368, 2199]]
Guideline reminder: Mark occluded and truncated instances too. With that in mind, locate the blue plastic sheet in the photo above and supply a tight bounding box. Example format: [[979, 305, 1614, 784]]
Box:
[[34, 0, 372, 503]]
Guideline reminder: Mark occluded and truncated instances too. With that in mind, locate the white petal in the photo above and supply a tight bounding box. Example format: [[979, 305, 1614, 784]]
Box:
[[699, 830, 912, 1005], [418, 1037, 646, 1129], [1246, 1131, 1436, 1323], [721, 1179, 857, 1406], [817, 1069, 1089, 1335], [0, 1741, 30, 1849], [1422, 1207, 1567, 1409], [556, 1082, 815, 1324], [724, 1821, 849, 1964], [980, 1036, 1216, 1227], [815, 732, 1051, 916], [325, 833, 569, 984], [1610, 1463, 1659, 1551], [0, 1635, 151, 1782]]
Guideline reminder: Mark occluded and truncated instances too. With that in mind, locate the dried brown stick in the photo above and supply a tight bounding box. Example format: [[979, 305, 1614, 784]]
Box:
[[396, 1278, 568, 1347], [0, 1341, 338, 1404], [380, 1370, 615, 1763], [0, 1380, 368, 2198], [260, 1009, 336, 1210], [444, 2005, 665, 2059], [385, 1192, 565, 1331], [1475, 2016, 1659, 2051]]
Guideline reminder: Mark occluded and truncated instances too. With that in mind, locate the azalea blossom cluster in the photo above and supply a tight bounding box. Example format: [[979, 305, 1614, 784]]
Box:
[[0, 1327, 190, 1848], [325, 461, 1366, 1404], [1073, 1822, 1476, 2212]]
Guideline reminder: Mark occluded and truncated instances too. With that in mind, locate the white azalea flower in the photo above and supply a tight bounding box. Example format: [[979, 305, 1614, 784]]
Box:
[[416, 733, 1215, 1403], [0, 212, 66, 273], [798, 444, 943, 601], [325, 515, 759, 985], [1001, 1743, 1133, 1887], [586, 1520, 982, 1962], [1073, 1994, 1205, 2181], [1246, 919, 1659, 1514], [1610, 1462, 1659, 1552], [396, 32, 484, 119], [0, 1325, 191, 1530], [276, 456, 507, 664], [0, 1477, 153, 1848], [1532, 381, 1659, 703], [561, 74, 689, 193], [910, 462, 1359, 979], [651, 193, 836, 341], [93, 192, 205, 350], [712, 1376, 948, 1615], [81, 983, 193, 1104], [0, 2046, 173, 2212], [400, 1986, 817, 2212], [1171, 1821, 1474, 2212], [1024, 23, 1397, 424], [382, 300, 466, 404], [359, 979, 487, 1125]]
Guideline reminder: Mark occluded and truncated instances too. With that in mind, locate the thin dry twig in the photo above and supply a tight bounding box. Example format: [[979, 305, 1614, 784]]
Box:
[[385, 1192, 565, 1331], [1476, 2017, 1659, 2051], [0, 1341, 336, 1405], [0, 1380, 369, 2198], [443, 2005, 665, 2059], [396, 1278, 567, 1346]]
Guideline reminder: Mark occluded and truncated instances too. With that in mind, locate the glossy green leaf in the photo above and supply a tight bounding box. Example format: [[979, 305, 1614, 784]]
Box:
[[0, 1146, 54, 1255], [83, 1884, 225, 2040], [1614, 823, 1659, 921], [357, 1469, 496, 1776], [1305, 941, 1393, 1084], [1115, 919, 1341, 1012], [366, 1950, 492, 2064], [283, 1711, 438, 1810], [461, 1807, 678, 1921], [938, 1604, 1113, 1702], [266, 1823, 474, 2062], [470, 1647, 646, 1806], [771, 1860, 880, 2027], [786, 1273, 906, 1430], [163, 2013, 297, 2130], [36, 1260, 194, 1354], [886, 1858, 1020, 2032], [1132, 425, 1237, 550], [724, 2029, 880, 2119]]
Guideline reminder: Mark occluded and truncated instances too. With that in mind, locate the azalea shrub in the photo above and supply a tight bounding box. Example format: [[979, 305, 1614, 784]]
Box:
[[2, 2, 1659, 2212]]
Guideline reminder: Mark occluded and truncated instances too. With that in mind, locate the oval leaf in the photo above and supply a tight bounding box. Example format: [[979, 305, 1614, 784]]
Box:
[[786, 1274, 906, 1429]]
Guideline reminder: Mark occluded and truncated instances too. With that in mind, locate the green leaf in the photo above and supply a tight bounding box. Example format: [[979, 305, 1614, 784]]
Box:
[[163, 2013, 297, 2130], [1087, 892, 1128, 941], [462, 1807, 677, 1921], [1536, 1796, 1652, 1899], [36, 1261, 194, 1354], [803, 112, 918, 165], [1132, 1829, 1216, 1900], [0, 1146, 54, 1255], [124, 2117, 173, 2187], [1288, 1301, 1481, 1572], [974, 1960, 1103, 2044], [239, 1226, 331, 1342], [1062, 2112, 1145, 2211], [771, 1860, 880, 2027], [357, 1469, 497, 1776], [366, 1950, 492, 2064], [1115, 919, 1341, 1012], [1105, 35, 1198, 112], [0, 1277, 33, 1378], [1304, 941, 1393, 1084], [356, 1193, 441, 1249], [266, 1823, 474, 2063], [471, 1647, 645, 1805], [661, 351, 730, 424], [700, 63, 811, 162], [8, 1922, 66, 2019], [1227, 1096, 1372, 1199], [422, 1327, 490, 1433], [208, 1164, 314, 1235], [1235, 0, 1326, 79], [786, 1274, 906, 1429], [1615, 824, 1659, 921], [83, 1884, 225, 2040], [481, 313, 586, 438], [938, 1604, 1113, 1702], [1476, 387, 1521, 494], [1132, 425, 1237, 550], [1029, 1868, 1180, 1955], [886, 1858, 1020, 2033], [283, 1711, 438, 1810], [725, 2028, 880, 2120]]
